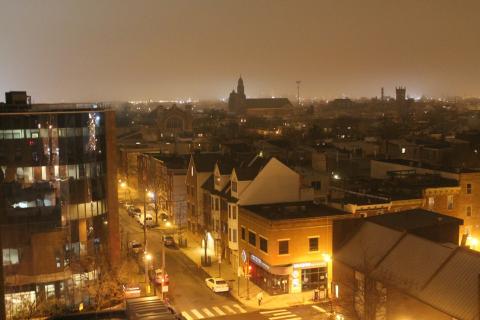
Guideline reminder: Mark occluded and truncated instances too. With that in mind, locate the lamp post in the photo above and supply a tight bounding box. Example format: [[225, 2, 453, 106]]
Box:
[[143, 188, 148, 295], [144, 252, 152, 295], [120, 182, 127, 201]]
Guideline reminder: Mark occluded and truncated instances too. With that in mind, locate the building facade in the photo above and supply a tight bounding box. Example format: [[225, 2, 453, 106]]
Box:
[[238, 202, 350, 297], [0, 92, 119, 317]]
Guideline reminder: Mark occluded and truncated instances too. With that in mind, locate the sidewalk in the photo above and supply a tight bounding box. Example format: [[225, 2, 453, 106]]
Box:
[[178, 231, 319, 310]]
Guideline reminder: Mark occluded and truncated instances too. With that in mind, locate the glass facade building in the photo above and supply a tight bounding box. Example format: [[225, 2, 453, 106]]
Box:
[[0, 95, 119, 319]]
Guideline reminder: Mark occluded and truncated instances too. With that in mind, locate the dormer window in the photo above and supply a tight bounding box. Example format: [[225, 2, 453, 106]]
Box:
[[191, 166, 194, 176], [232, 181, 237, 193], [215, 175, 221, 187]]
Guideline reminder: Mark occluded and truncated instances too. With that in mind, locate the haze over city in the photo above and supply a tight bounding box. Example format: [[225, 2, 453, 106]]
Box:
[[1, 0, 480, 102]]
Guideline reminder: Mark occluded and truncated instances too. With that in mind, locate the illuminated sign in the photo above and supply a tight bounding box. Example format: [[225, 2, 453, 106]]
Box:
[[293, 261, 327, 269], [250, 254, 270, 271], [241, 249, 247, 264]]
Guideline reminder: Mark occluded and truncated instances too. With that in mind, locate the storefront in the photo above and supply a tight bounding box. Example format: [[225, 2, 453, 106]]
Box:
[[291, 261, 328, 298], [248, 253, 291, 295]]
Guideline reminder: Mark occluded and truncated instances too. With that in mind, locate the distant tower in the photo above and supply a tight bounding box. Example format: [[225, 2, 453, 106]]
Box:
[[381, 87, 385, 101], [296, 80, 301, 107], [228, 76, 247, 113], [396, 86, 406, 101], [237, 76, 245, 97]]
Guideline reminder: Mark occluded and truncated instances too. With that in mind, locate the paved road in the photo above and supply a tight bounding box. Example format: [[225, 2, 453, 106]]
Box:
[[208, 305, 333, 320], [119, 205, 248, 320]]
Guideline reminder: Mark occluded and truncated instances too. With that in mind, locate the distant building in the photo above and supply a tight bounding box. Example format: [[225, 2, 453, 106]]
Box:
[[0, 92, 119, 317], [395, 86, 406, 101], [228, 77, 293, 117], [155, 104, 193, 139]]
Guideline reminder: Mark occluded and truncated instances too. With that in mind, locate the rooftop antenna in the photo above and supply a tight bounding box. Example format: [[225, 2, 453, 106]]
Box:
[[296, 80, 301, 107]]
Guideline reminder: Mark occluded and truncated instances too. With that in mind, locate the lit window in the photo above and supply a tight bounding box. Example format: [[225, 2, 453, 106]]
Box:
[[2, 248, 20, 266], [428, 197, 434, 209], [401, 147, 406, 154]]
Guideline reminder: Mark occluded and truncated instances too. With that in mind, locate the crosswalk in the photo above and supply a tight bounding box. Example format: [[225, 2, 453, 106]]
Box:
[[260, 309, 301, 320], [181, 304, 247, 320]]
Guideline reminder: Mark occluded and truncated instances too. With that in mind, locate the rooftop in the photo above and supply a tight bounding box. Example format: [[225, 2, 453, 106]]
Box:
[[377, 158, 480, 174], [150, 153, 190, 170], [243, 201, 350, 220]]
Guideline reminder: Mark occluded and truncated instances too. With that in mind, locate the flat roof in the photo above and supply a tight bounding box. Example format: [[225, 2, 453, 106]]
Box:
[[376, 158, 480, 174], [243, 201, 350, 220]]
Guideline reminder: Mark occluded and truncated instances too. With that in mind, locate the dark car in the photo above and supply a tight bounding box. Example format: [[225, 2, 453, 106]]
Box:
[[163, 235, 175, 247]]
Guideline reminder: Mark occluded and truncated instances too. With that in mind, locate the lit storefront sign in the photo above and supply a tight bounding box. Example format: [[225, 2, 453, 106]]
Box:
[[293, 261, 327, 269], [250, 254, 270, 271]]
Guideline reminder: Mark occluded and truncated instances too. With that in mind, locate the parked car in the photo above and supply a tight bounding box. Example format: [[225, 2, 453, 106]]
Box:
[[205, 278, 229, 293], [163, 235, 175, 247], [128, 240, 142, 254], [140, 213, 156, 227], [129, 207, 142, 218], [123, 284, 141, 299], [150, 268, 169, 286]]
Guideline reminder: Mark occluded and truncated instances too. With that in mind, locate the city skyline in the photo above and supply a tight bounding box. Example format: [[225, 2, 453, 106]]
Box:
[[1, 0, 480, 102]]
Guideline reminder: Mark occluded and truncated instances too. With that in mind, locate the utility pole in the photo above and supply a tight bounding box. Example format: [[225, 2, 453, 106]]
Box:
[[143, 186, 149, 295], [296, 80, 301, 107]]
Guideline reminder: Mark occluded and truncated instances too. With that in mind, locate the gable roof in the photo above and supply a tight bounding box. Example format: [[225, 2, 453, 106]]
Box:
[[336, 221, 480, 320]]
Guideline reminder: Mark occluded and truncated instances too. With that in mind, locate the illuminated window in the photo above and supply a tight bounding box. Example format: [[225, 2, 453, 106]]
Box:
[[278, 240, 289, 255], [401, 147, 406, 154], [3, 249, 20, 265], [428, 197, 434, 209]]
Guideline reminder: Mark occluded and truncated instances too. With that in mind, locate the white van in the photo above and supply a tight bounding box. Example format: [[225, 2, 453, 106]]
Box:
[[140, 213, 155, 228]]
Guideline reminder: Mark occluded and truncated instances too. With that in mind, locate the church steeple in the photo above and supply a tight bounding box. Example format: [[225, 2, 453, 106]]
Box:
[[237, 76, 245, 96]]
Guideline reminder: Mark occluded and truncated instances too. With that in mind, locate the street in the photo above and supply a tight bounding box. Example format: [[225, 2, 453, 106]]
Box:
[[208, 305, 332, 320], [119, 205, 249, 319]]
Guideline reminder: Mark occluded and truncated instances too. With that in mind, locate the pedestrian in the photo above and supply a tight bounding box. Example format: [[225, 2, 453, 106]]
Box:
[[256, 291, 263, 306]]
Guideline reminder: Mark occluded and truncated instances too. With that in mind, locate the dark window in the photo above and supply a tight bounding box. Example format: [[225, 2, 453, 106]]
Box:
[[260, 237, 268, 253], [467, 183, 472, 194], [241, 227, 246, 240], [279, 240, 289, 255], [311, 181, 321, 190], [309, 237, 319, 252], [248, 231, 256, 246], [232, 181, 237, 193]]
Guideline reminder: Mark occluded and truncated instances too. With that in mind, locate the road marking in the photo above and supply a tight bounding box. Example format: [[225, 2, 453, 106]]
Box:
[[312, 305, 327, 313], [273, 312, 292, 316], [191, 309, 205, 319], [223, 305, 237, 314], [269, 314, 300, 320], [233, 304, 247, 313], [181, 311, 194, 320], [202, 308, 215, 317], [261, 309, 288, 314], [213, 306, 226, 315]]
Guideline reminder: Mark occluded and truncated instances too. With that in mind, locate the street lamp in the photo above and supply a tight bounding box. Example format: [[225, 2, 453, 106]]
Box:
[[144, 252, 152, 295], [120, 182, 127, 201]]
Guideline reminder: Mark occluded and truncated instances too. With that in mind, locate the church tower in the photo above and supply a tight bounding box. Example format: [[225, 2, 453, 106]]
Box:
[[228, 76, 247, 114], [237, 77, 245, 97]]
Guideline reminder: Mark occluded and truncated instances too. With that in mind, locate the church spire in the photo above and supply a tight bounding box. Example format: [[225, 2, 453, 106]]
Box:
[[237, 76, 245, 96]]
